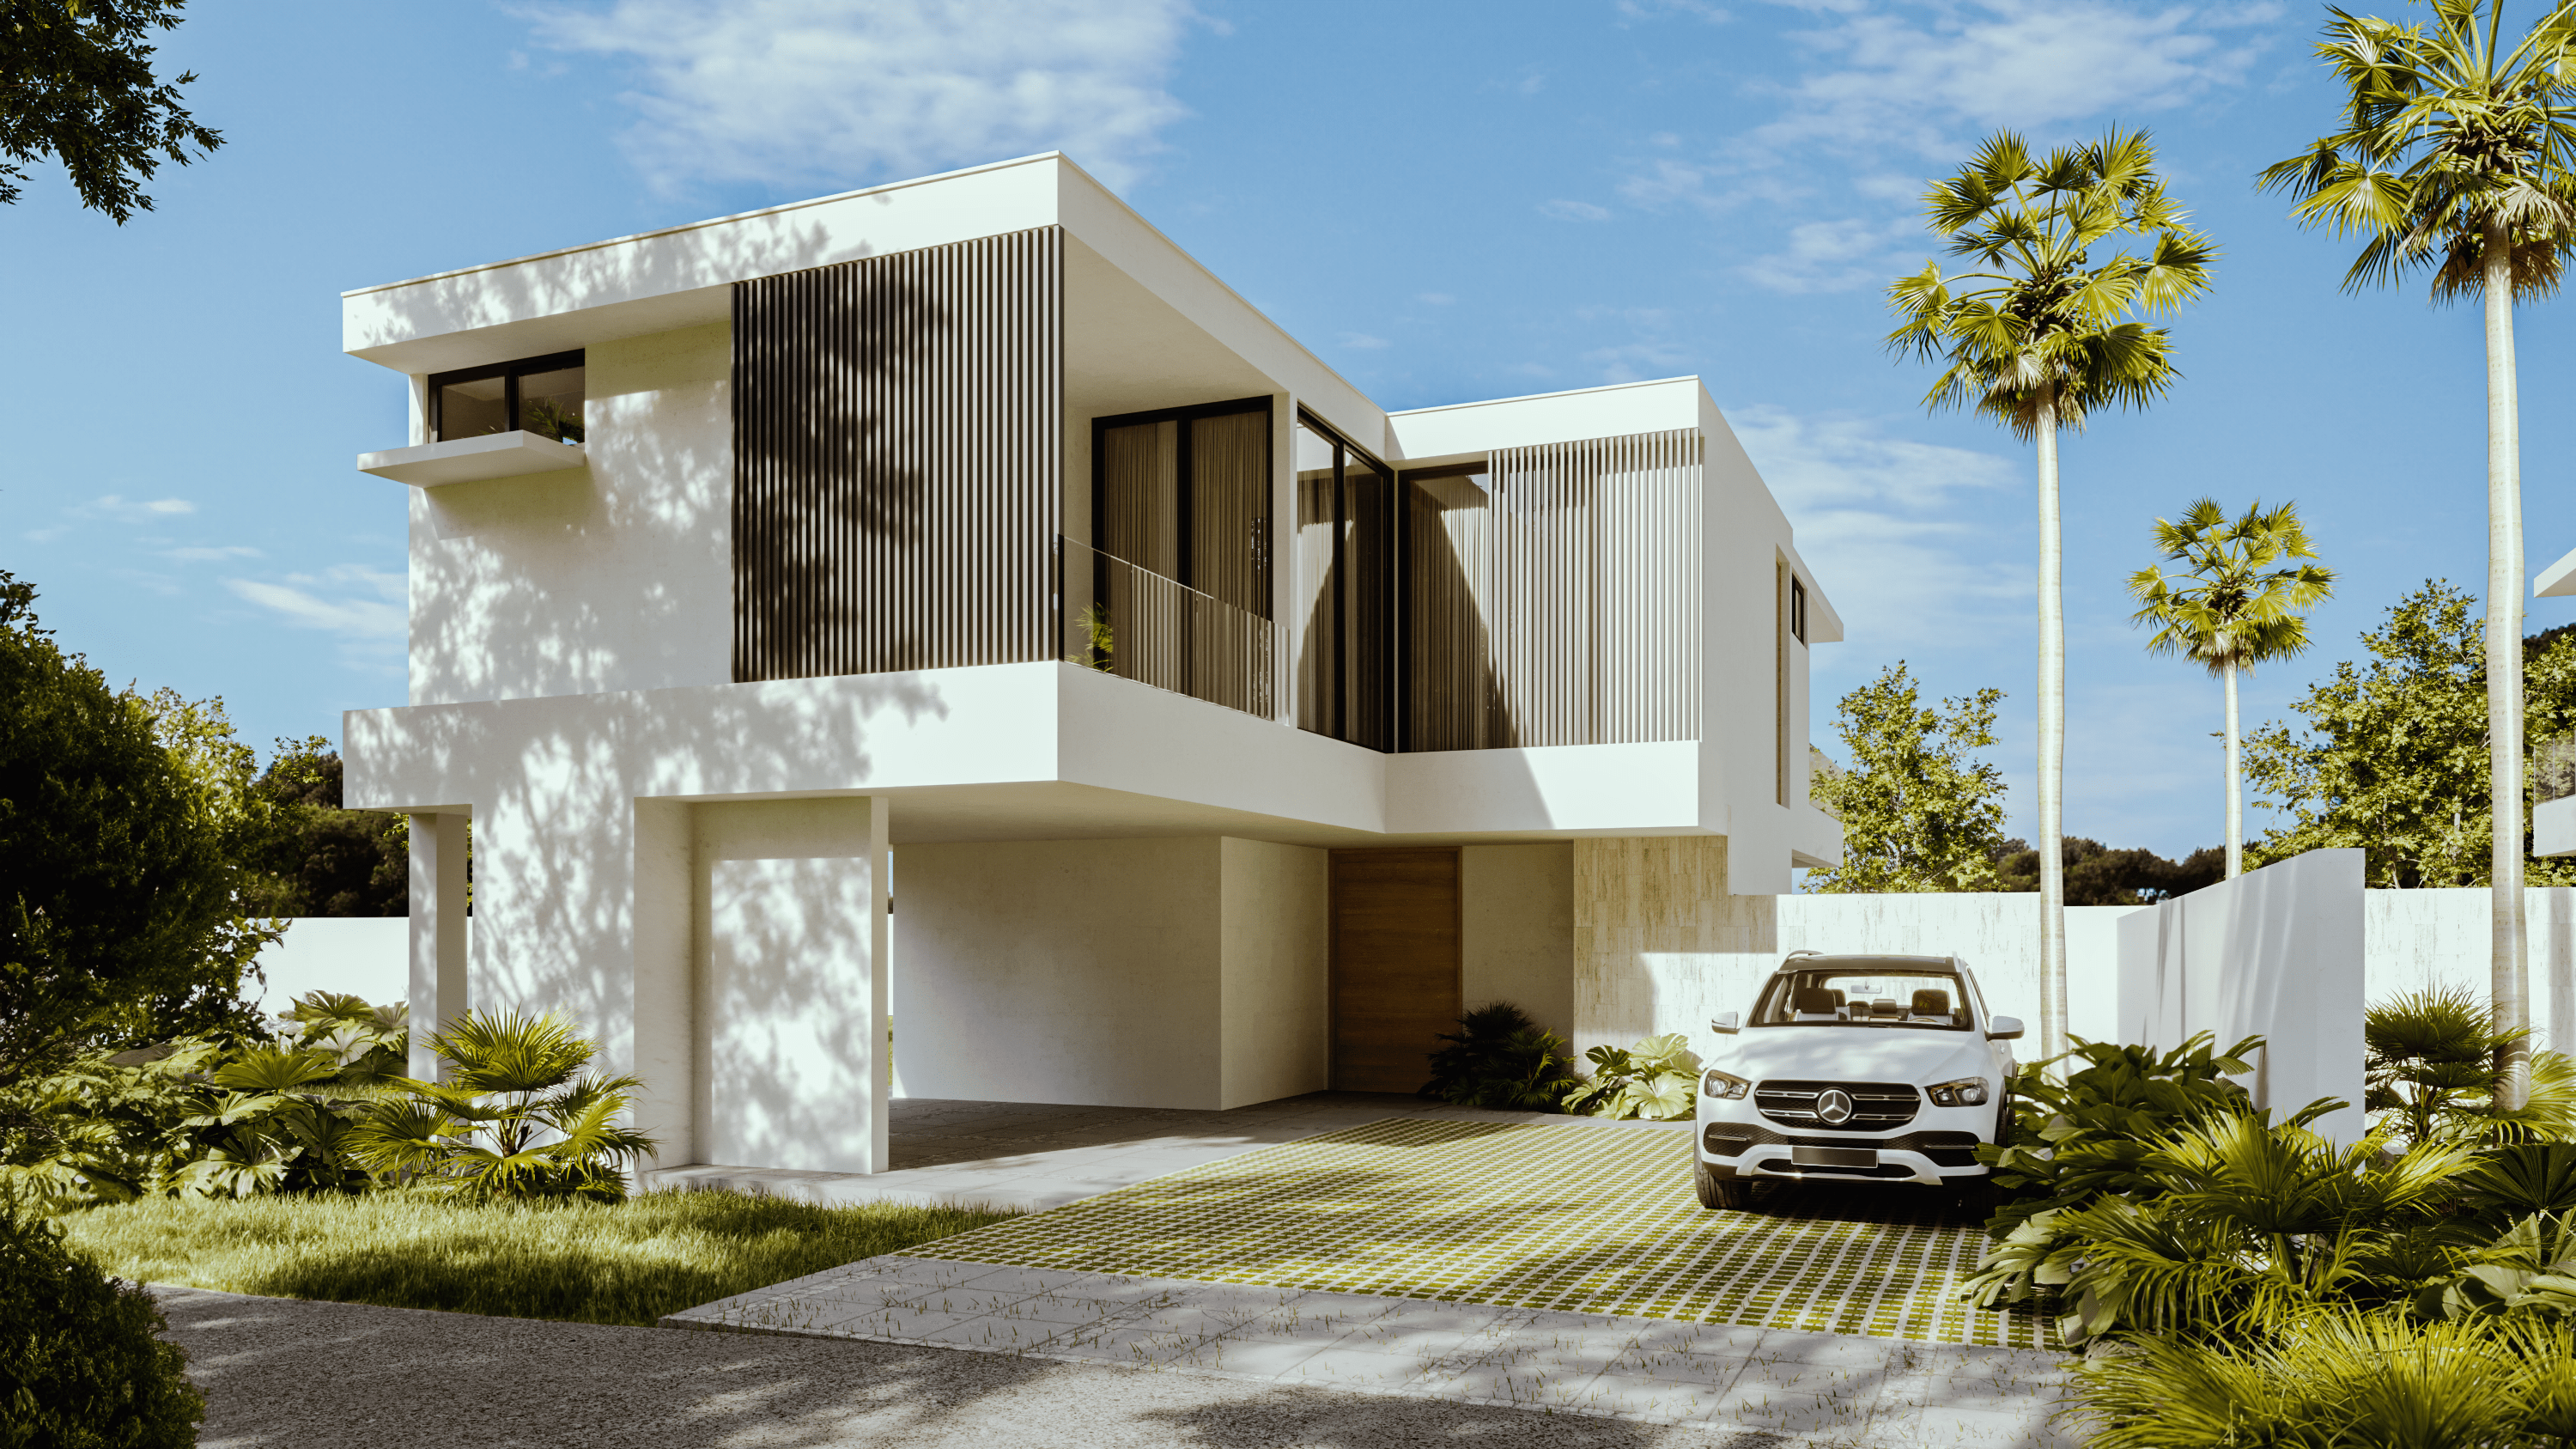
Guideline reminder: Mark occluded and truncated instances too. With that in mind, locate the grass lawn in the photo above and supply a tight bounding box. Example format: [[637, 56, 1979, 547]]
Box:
[[64, 1189, 1018, 1327]]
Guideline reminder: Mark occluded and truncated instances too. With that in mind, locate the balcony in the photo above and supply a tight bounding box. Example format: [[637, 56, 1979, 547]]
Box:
[[1058, 536, 1282, 720], [357, 430, 586, 488]]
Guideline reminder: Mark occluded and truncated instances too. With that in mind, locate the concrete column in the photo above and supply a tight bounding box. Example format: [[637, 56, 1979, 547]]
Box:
[[407, 812, 470, 1081], [866, 795, 890, 1174]]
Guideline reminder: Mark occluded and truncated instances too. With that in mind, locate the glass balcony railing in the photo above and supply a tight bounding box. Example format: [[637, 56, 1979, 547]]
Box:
[[1056, 535, 1283, 720]]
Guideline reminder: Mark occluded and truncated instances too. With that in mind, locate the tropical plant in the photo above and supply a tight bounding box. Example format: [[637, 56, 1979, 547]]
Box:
[[2075, 1308, 2576, 1449], [1886, 130, 2215, 1062], [2246, 581, 2576, 890], [2128, 498, 2336, 879], [1974, 1107, 2470, 1343], [0, 0, 224, 223], [1978, 1032, 2261, 1240], [519, 394, 583, 443], [348, 1010, 658, 1201], [1068, 603, 1114, 671], [0, 992, 410, 1209], [0, 1200, 204, 1448], [1563, 1034, 1700, 1122], [1419, 1002, 1574, 1111], [2263, 0, 2576, 1111], [1803, 662, 2008, 893], [2366, 987, 2576, 1149]]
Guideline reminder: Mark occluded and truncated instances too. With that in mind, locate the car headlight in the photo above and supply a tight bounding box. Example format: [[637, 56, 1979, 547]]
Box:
[[1927, 1076, 1989, 1107], [1702, 1068, 1751, 1100]]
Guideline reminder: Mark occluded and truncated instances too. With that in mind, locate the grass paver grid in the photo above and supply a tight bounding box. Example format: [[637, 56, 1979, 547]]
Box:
[[907, 1117, 2053, 1349]]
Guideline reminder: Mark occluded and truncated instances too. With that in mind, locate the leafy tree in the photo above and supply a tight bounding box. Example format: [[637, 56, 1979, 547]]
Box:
[[1887, 129, 2216, 1061], [1989, 837, 2223, 904], [0, 1203, 204, 1448], [1806, 662, 2008, 893], [2128, 498, 2336, 879], [240, 739, 407, 918], [0, 0, 222, 222], [2245, 580, 2576, 889], [0, 573, 272, 1092], [2263, 0, 2576, 1108]]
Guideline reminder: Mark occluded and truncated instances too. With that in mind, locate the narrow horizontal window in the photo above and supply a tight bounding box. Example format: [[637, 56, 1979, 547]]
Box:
[[429, 350, 586, 443]]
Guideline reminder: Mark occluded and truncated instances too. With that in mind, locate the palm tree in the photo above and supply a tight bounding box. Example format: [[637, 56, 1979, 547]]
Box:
[[1887, 130, 2216, 1063], [2262, 0, 2576, 1112], [2128, 499, 2336, 879]]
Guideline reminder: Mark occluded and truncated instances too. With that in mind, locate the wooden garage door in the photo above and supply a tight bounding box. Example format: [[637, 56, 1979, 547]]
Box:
[[1330, 848, 1461, 1093]]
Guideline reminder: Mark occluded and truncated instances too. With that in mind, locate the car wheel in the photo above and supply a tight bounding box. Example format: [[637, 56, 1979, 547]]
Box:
[[1694, 1160, 1753, 1211]]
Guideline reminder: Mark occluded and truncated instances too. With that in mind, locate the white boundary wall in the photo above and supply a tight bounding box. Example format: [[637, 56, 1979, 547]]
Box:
[[249, 917, 413, 1021], [2116, 850, 2366, 1142]]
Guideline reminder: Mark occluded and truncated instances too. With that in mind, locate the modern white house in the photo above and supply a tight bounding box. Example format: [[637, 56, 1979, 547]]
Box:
[[341, 153, 1842, 1177]]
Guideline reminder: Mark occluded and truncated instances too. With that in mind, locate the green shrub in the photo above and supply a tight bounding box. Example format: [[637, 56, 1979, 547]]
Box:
[[64, 1189, 1015, 1327], [1419, 1003, 1572, 1111], [0, 1202, 202, 1448], [348, 1010, 656, 1201], [1564, 1034, 1699, 1121], [1, 992, 410, 1209], [2366, 986, 2576, 1145], [2075, 1309, 2576, 1449], [1978, 1031, 2260, 1239]]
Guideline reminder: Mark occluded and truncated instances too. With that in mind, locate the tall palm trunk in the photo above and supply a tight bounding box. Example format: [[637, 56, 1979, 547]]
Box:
[[2224, 661, 2242, 879], [2036, 384, 2068, 1063], [2485, 213, 2530, 1111]]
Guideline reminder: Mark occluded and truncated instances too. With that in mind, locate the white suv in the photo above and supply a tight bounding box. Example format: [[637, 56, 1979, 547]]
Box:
[[1692, 952, 2023, 1210]]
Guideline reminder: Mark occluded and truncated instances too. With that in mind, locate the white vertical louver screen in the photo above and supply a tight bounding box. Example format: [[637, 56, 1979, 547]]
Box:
[[1405, 428, 1701, 749]]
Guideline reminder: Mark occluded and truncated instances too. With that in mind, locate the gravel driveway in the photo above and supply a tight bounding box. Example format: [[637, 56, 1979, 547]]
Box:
[[156, 1286, 1798, 1449]]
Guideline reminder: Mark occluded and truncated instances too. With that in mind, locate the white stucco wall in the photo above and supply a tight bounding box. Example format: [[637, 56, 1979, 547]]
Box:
[[1218, 838, 1329, 1107], [1461, 843, 1575, 1041], [2365, 886, 2576, 1055], [690, 798, 886, 1174], [409, 321, 731, 707], [892, 837, 1224, 1108]]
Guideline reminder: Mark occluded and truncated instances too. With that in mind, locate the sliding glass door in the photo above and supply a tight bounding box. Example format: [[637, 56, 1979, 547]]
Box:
[[1087, 397, 1274, 714], [1294, 411, 1394, 751]]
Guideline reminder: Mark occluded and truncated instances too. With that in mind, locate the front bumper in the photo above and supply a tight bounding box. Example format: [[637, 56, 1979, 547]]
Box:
[[1695, 1109, 1992, 1187]]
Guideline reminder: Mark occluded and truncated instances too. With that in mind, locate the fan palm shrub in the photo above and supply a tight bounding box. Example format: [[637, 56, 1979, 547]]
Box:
[[1419, 1003, 1573, 1111], [2367, 986, 2576, 1146], [348, 1010, 657, 1202], [1887, 129, 2215, 1062], [2127, 498, 2335, 878], [2264, 0, 2576, 1111], [2076, 1309, 2576, 1449]]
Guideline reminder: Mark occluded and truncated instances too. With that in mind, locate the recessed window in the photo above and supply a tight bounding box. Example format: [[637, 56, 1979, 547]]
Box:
[[1791, 576, 1807, 644], [430, 350, 586, 443]]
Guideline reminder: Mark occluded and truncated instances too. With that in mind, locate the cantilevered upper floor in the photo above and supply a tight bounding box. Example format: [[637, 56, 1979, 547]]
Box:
[[341, 153, 1843, 888]]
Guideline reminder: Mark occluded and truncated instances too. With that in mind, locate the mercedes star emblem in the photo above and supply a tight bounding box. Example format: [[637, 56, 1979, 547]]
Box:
[[1815, 1089, 1855, 1125]]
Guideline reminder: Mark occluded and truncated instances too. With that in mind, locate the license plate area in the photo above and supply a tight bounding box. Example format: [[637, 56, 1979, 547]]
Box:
[[1790, 1146, 1877, 1169]]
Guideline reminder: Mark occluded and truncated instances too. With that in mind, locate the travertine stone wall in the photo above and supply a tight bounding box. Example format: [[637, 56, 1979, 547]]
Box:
[[1573, 835, 1737, 1056]]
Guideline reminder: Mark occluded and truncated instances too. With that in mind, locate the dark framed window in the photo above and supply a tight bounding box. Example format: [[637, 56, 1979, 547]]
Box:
[[1295, 410, 1394, 752], [429, 350, 586, 443], [1791, 576, 1807, 644]]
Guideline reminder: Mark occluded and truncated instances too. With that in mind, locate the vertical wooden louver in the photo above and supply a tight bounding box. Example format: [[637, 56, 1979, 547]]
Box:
[[1401, 428, 1701, 749], [732, 228, 1064, 681]]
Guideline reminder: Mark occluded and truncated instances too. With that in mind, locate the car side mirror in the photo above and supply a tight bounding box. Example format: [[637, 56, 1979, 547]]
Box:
[[1987, 1015, 2025, 1041], [1710, 1012, 1741, 1034]]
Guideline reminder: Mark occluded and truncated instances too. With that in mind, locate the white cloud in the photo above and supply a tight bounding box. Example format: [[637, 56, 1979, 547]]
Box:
[[226, 565, 405, 640], [520, 0, 1195, 195], [1752, 1, 2278, 157], [1741, 216, 1912, 294], [1540, 198, 1613, 222], [1728, 404, 2026, 649], [76, 495, 195, 522], [1338, 332, 1391, 350]]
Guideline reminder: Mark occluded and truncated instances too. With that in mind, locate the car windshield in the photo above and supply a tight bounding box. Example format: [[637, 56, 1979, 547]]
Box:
[[1748, 968, 1973, 1031]]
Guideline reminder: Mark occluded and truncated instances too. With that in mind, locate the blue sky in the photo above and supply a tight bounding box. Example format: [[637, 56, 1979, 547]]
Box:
[[4, 0, 2568, 861]]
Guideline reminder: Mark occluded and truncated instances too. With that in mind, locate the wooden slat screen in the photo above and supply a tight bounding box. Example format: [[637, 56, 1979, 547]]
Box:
[[732, 227, 1064, 680], [1403, 428, 1701, 749]]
